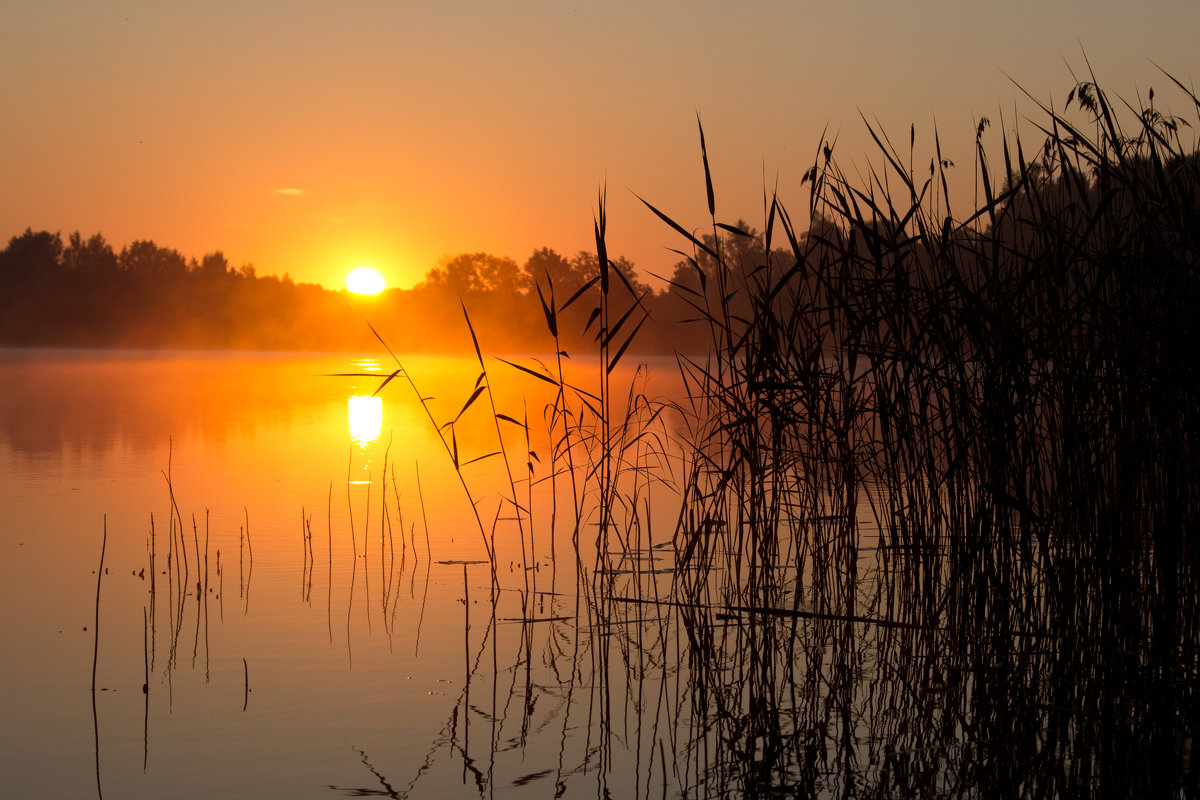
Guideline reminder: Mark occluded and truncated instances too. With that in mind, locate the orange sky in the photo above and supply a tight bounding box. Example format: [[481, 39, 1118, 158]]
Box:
[[2, 1, 1196, 290]]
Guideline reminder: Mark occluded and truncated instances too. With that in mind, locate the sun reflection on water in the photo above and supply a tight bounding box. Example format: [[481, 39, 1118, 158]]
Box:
[[353, 357, 382, 373], [348, 394, 383, 447]]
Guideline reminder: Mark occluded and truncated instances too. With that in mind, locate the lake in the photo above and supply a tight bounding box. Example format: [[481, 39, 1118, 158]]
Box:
[[1, 348, 1194, 799], [0, 348, 706, 799]]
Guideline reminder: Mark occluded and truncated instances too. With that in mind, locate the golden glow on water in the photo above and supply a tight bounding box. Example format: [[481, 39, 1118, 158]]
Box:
[[0, 350, 687, 800], [348, 394, 383, 446], [354, 357, 382, 372]]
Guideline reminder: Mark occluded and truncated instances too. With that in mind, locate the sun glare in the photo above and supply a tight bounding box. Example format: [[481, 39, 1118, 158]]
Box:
[[348, 394, 383, 446], [346, 266, 386, 295]]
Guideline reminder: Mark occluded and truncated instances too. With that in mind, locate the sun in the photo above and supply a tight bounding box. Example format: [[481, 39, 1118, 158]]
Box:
[[345, 266, 386, 295]]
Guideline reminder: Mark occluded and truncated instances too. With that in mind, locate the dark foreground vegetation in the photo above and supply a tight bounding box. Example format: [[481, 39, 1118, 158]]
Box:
[[66, 70, 1200, 798], [377, 73, 1198, 797]]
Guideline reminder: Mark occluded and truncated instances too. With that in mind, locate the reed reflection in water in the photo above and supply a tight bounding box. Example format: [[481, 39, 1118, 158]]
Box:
[[3, 342, 1192, 799], [106, 376, 1200, 798]]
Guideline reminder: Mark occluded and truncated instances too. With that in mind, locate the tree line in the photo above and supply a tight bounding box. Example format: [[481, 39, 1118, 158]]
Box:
[[0, 227, 758, 354], [8, 136, 1189, 358]]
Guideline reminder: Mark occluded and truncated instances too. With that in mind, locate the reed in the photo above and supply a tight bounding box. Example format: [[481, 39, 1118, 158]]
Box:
[[91, 516, 106, 694], [335, 70, 1198, 798], [603, 71, 1200, 797], [329, 312, 503, 587], [92, 516, 106, 800], [519, 70, 1197, 796]]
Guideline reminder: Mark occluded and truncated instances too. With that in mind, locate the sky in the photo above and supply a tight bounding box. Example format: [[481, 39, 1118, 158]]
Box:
[[2, 1, 1197, 290]]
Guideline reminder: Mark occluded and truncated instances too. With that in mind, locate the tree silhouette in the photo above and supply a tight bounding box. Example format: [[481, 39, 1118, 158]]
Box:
[[420, 252, 525, 295], [523, 247, 591, 296], [120, 240, 187, 276], [0, 228, 63, 282], [62, 232, 118, 275], [0, 228, 675, 353]]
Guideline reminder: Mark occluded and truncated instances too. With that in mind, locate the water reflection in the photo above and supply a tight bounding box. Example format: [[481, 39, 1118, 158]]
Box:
[[12, 350, 1196, 798], [0, 349, 352, 458], [348, 395, 383, 447], [352, 357, 382, 373]]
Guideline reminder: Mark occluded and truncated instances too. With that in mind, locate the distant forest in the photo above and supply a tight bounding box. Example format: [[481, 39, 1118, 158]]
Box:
[[0, 227, 769, 354], [6, 138, 1195, 358]]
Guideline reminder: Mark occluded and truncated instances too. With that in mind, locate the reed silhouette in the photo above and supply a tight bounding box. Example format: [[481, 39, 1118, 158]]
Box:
[[361, 69, 1199, 798], [89, 70, 1198, 799]]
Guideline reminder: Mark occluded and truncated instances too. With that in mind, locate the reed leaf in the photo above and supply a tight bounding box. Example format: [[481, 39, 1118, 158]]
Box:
[[633, 192, 719, 260], [698, 114, 716, 217], [495, 356, 560, 388]]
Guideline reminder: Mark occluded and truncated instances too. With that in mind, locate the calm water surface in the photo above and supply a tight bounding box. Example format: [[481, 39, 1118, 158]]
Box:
[[5, 349, 1191, 799], [1, 349, 648, 800]]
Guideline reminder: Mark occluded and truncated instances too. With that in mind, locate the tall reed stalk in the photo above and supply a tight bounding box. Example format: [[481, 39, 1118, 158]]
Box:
[[349, 69, 1198, 799]]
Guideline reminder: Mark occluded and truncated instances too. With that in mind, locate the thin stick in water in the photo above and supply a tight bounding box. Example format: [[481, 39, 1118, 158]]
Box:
[[92, 515, 107, 800]]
